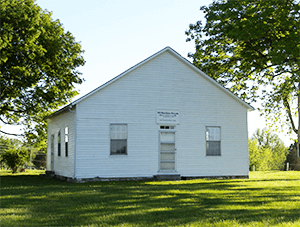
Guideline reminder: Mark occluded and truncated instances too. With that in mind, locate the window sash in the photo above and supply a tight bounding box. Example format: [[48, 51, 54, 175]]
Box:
[[206, 127, 221, 156], [65, 141, 68, 157], [58, 130, 61, 156], [110, 124, 127, 155], [65, 127, 69, 157], [65, 127, 68, 135], [110, 124, 127, 139], [206, 127, 220, 141], [110, 139, 127, 155], [51, 135, 54, 153], [206, 141, 221, 156]]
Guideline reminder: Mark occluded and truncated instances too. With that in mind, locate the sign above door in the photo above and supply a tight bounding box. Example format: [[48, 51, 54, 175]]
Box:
[[156, 110, 180, 124]]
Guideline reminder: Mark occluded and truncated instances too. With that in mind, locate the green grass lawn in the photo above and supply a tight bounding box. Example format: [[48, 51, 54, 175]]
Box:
[[1, 171, 299, 227]]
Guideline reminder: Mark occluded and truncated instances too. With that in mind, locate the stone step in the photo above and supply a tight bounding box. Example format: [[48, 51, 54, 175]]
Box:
[[155, 174, 181, 181]]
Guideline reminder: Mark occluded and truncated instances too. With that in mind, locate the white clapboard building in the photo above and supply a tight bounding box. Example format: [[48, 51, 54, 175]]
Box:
[[46, 47, 254, 181]]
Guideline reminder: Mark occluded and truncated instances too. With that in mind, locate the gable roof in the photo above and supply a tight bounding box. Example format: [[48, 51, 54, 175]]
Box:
[[48, 46, 254, 118]]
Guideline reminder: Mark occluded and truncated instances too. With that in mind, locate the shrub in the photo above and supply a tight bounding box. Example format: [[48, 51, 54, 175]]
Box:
[[1, 148, 29, 173]]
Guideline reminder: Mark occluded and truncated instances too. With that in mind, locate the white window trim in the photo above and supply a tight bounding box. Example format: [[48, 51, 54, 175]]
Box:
[[110, 123, 128, 155], [205, 126, 221, 156]]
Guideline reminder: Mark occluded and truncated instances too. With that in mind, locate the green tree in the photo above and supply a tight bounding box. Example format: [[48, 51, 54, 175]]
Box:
[[0, 0, 85, 147], [0, 136, 11, 168], [253, 128, 288, 170], [248, 138, 261, 170], [249, 129, 288, 170], [186, 0, 300, 156], [0, 136, 10, 152], [0, 135, 38, 171], [1, 146, 29, 173], [249, 138, 273, 171]]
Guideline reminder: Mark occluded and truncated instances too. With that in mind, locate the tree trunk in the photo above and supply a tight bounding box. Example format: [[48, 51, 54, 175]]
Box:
[[298, 82, 300, 157]]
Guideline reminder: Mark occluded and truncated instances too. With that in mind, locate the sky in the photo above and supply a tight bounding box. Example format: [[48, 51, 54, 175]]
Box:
[[3, 0, 297, 146]]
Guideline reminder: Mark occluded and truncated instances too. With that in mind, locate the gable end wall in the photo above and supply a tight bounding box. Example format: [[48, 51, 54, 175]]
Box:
[[72, 51, 249, 179]]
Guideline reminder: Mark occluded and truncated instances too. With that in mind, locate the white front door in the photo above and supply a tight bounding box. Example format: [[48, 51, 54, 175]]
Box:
[[159, 127, 176, 171]]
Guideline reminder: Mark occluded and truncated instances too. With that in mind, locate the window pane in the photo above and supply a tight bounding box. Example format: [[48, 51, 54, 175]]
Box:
[[111, 139, 127, 154], [58, 130, 61, 156], [160, 143, 175, 151], [206, 141, 221, 156], [161, 153, 175, 161], [160, 162, 175, 170], [206, 127, 220, 141], [58, 131, 61, 143], [160, 132, 175, 143], [65, 142, 68, 157], [51, 135, 54, 153], [111, 124, 127, 139]]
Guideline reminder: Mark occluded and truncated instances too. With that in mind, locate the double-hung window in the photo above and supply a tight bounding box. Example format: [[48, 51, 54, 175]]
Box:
[[206, 127, 221, 156], [110, 124, 127, 155], [58, 130, 61, 156], [65, 127, 69, 157]]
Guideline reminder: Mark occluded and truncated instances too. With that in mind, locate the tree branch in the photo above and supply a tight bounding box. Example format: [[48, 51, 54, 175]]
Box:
[[283, 97, 298, 134], [0, 117, 16, 125], [0, 129, 23, 137], [1, 106, 26, 114]]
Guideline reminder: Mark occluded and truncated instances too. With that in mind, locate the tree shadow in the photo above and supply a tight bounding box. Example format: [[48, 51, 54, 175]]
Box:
[[1, 175, 300, 226]]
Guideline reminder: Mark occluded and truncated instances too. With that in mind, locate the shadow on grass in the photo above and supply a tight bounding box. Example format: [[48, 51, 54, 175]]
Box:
[[1, 175, 300, 226]]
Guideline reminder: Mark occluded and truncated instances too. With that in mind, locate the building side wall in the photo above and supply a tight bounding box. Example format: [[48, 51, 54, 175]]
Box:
[[46, 107, 75, 178], [74, 52, 249, 179]]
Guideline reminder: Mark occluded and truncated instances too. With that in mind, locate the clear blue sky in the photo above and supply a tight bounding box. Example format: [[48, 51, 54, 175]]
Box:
[[5, 0, 296, 145], [37, 0, 210, 96]]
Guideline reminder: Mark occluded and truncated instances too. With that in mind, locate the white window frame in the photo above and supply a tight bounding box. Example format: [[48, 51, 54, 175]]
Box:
[[206, 126, 221, 156], [110, 124, 128, 155]]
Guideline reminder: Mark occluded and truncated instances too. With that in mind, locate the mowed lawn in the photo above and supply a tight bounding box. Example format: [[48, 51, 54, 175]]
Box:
[[1, 171, 299, 227]]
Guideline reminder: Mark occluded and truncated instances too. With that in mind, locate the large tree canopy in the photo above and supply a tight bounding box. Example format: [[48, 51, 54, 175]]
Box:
[[186, 0, 300, 154], [0, 0, 85, 143]]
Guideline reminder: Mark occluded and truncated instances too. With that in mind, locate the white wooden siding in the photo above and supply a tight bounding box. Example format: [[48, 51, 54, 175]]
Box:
[[73, 51, 249, 179], [47, 107, 75, 177]]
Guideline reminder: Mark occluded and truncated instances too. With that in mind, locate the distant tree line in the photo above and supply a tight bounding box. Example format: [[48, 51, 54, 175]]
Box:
[[248, 128, 298, 171], [1, 129, 298, 173]]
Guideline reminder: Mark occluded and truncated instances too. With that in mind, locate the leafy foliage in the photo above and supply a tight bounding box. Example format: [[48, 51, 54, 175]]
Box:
[[1, 147, 29, 173], [0, 136, 11, 153], [0, 135, 42, 171], [249, 139, 272, 171], [0, 0, 85, 146], [0, 135, 23, 154], [186, 0, 300, 148], [249, 129, 288, 170]]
